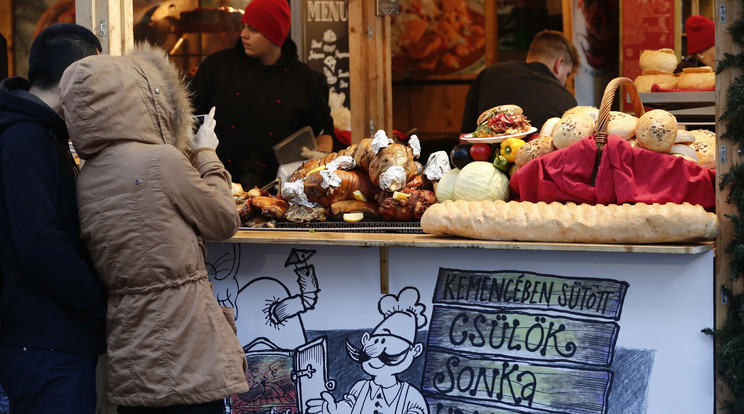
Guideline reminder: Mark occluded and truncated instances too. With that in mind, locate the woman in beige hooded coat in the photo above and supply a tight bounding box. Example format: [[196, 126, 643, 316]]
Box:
[[59, 43, 249, 412]]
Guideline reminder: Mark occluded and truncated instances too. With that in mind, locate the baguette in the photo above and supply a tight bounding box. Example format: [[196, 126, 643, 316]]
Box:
[[420, 200, 719, 243]]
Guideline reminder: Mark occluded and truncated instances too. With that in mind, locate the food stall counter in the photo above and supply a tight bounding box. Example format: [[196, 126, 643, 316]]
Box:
[[227, 229, 714, 254]]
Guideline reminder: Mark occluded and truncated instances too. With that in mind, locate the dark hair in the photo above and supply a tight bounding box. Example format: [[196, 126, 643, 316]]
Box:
[[527, 30, 580, 75], [28, 23, 102, 89]]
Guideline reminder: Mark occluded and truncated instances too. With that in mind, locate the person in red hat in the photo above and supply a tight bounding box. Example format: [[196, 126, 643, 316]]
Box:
[[189, 0, 341, 189], [675, 14, 716, 73]]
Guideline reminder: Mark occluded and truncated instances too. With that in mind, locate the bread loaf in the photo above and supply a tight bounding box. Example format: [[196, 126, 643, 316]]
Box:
[[634, 70, 677, 93], [420, 200, 719, 243], [677, 66, 715, 90], [639, 48, 679, 73]]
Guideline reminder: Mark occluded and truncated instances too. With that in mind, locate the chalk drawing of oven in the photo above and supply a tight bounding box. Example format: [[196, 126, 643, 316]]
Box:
[[229, 336, 336, 414]]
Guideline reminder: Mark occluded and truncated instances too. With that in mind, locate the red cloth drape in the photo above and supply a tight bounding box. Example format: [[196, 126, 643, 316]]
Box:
[[509, 134, 716, 210]]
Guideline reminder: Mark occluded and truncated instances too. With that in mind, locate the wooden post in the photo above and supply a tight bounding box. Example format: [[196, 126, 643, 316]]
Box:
[[75, 0, 133, 56], [0, 0, 12, 77], [715, 0, 744, 412], [348, 0, 393, 143]]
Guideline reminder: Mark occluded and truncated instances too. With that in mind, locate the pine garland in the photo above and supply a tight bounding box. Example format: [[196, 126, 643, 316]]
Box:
[[702, 287, 744, 413], [704, 2, 744, 412]]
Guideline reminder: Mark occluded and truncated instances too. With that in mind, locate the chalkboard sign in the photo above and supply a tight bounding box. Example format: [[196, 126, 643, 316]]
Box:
[[300, 0, 350, 109]]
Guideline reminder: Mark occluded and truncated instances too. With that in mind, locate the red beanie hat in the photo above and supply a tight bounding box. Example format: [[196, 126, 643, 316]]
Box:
[[686, 15, 715, 55], [241, 0, 291, 46]]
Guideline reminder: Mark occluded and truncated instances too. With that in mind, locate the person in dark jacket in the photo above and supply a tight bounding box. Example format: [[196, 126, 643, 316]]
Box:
[[460, 30, 580, 135], [0, 23, 106, 414], [189, 0, 339, 189]]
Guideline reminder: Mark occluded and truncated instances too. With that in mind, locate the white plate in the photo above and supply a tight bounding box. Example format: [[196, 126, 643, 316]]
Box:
[[460, 127, 537, 144]]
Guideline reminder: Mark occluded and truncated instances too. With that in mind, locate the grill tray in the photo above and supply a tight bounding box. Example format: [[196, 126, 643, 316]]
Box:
[[240, 221, 423, 233]]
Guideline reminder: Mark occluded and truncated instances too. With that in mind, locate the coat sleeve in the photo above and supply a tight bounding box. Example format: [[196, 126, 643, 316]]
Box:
[[159, 146, 240, 241], [0, 123, 106, 313]]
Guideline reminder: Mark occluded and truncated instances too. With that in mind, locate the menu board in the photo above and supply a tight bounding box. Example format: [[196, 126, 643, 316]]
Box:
[[300, 0, 350, 109], [620, 0, 677, 81]]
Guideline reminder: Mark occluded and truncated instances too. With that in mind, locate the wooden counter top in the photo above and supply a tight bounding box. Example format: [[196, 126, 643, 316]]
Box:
[[226, 229, 714, 255]]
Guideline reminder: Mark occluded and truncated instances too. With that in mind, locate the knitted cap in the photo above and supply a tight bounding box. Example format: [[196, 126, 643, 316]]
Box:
[[241, 0, 291, 47], [686, 15, 715, 55]]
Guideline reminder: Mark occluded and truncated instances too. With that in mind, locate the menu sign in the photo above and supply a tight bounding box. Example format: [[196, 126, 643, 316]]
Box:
[[422, 269, 628, 414], [301, 0, 350, 109], [620, 0, 676, 81]]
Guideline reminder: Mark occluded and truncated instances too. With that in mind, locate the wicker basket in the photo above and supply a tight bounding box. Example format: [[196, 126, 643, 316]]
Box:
[[590, 77, 646, 186]]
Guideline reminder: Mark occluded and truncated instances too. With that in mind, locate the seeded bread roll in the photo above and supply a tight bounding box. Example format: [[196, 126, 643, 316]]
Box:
[[607, 111, 639, 140], [563, 105, 599, 121], [552, 113, 596, 149], [421, 200, 719, 243], [514, 135, 555, 168], [689, 129, 716, 145], [690, 141, 716, 168], [639, 48, 679, 73], [635, 109, 678, 152]]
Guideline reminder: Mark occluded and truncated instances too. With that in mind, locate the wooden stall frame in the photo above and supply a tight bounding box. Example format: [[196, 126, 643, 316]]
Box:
[[714, 1, 744, 412], [348, 0, 393, 143], [75, 0, 133, 56], [42, 0, 744, 411]]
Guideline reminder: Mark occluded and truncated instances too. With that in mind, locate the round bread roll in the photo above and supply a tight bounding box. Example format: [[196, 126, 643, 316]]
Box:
[[539, 117, 561, 137], [476, 104, 523, 125], [690, 141, 715, 168], [552, 113, 596, 149], [515, 135, 555, 168], [639, 48, 679, 73], [635, 109, 678, 152], [634, 70, 677, 93], [677, 67, 715, 90], [668, 144, 700, 163], [689, 129, 716, 145], [563, 105, 599, 121], [674, 129, 695, 144], [628, 138, 642, 148], [607, 111, 639, 139]]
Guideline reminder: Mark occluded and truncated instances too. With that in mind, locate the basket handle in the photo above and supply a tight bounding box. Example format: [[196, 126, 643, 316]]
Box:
[[591, 77, 645, 186]]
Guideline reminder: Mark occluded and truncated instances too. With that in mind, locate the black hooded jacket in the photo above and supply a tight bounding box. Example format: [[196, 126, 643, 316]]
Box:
[[190, 38, 338, 189], [0, 76, 106, 357]]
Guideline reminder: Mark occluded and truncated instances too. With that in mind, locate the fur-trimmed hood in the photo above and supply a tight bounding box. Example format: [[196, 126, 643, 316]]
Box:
[[60, 43, 195, 159]]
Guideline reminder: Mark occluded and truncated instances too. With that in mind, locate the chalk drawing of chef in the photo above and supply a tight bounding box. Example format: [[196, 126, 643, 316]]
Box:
[[306, 287, 429, 414]]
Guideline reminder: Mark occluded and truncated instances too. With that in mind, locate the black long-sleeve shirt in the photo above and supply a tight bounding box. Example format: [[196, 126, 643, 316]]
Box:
[[190, 38, 337, 188]]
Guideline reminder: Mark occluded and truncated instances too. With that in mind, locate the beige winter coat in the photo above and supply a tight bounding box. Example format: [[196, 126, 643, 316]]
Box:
[[59, 44, 249, 406]]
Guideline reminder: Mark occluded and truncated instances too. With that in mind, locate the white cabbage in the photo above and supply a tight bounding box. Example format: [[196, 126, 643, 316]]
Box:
[[434, 168, 460, 202], [453, 161, 510, 201]]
